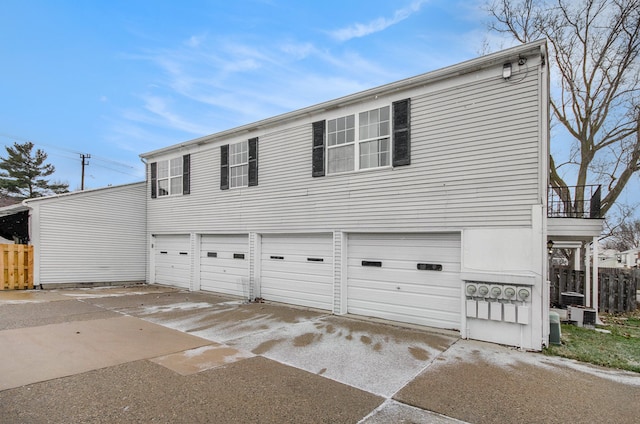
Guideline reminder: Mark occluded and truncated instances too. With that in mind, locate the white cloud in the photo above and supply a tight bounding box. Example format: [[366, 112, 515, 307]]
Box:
[[330, 0, 429, 42], [138, 94, 213, 135]]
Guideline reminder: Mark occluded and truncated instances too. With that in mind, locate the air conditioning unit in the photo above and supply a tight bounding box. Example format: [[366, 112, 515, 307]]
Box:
[[560, 291, 584, 307], [569, 306, 596, 327]]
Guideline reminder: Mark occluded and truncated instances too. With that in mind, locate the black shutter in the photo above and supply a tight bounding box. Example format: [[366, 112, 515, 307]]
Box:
[[248, 137, 258, 187], [150, 162, 157, 198], [182, 154, 190, 195], [312, 120, 325, 177], [392, 98, 411, 167], [220, 145, 229, 190]]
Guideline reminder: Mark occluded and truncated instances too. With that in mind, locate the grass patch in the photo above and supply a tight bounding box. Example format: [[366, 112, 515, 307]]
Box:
[[544, 310, 640, 373]]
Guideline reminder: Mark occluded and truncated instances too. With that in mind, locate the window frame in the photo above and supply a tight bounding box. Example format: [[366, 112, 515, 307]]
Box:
[[326, 104, 392, 175]]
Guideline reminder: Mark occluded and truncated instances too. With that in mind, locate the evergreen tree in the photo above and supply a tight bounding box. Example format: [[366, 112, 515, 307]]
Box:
[[0, 141, 69, 198]]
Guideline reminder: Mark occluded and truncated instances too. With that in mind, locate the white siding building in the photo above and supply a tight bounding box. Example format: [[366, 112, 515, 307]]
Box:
[[141, 41, 552, 350], [24, 183, 147, 287]]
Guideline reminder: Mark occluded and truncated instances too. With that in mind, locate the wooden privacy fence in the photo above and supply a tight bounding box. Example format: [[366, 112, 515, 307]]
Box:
[[0, 244, 34, 290], [550, 266, 638, 313]]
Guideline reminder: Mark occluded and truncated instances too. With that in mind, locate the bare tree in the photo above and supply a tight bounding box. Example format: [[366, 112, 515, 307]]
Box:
[[487, 0, 640, 217]]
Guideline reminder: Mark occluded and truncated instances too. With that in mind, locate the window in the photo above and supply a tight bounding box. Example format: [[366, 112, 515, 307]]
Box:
[[229, 141, 249, 188], [150, 155, 190, 198], [312, 98, 410, 178], [326, 106, 390, 174], [220, 138, 258, 190]]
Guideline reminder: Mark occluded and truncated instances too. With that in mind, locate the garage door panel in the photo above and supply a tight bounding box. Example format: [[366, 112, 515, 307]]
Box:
[[261, 285, 332, 303], [347, 233, 461, 330], [348, 286, 459, 310], [347, 267, 461, 286], [260, 276, 332, 295], [347, 247, 461, 263], [200, 258, 247, 270], [199, 234, 248, 296], [263, 254, 331, 264], [349, 300, 459, 328], [348, 278, 460, 297], [260, 234, 333, 310]]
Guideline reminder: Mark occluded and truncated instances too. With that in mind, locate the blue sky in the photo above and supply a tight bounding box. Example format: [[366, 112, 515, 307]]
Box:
[[1, 0, 500, 191]]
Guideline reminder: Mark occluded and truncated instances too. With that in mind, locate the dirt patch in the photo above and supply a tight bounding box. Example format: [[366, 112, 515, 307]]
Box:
[[293, 332, 323, 347], [323, 316, 455, 348], [252, 339, 285, 355], [360, 335, 372, 345], [408, 346, 430, 361], [373, 342, 382, 352]]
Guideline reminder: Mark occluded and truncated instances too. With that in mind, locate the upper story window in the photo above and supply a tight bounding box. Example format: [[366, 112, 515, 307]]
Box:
[[229, 140, 249, 188], [220, 137, 258, 190], [326, 106, 391, 174], [313, 99, 410, 178], [150, 155, 190, 198]]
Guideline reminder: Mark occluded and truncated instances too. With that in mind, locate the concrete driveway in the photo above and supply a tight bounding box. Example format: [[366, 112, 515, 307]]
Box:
[[1, 285, 639, 423]]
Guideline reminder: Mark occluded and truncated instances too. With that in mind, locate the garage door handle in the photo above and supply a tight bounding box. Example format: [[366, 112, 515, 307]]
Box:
[[270, 256, 284, 260], [307, 257, 324, 262], [362, 261, 382, 267], [160, 251, 168, 254], [179, 252, 188, 255]]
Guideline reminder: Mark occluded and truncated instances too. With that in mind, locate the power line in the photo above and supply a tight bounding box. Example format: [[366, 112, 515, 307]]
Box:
[[0, 132, 140, 176]]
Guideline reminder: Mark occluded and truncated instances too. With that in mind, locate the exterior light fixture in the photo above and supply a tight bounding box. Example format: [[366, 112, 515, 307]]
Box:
[[547, 239, 554, 255], [502, 63, 512, 80]]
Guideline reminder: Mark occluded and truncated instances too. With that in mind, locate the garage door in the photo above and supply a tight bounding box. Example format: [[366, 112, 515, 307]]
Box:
[[347, 233, 461, 329], [261, 233, 333, 310], [154, 234, 191, 289], [200, 234, 249, 297]]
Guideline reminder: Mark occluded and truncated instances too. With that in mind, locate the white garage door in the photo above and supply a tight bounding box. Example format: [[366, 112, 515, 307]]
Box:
[[154, 234, 191, 289], [261, 233, 333, 310], [200, 234, 249, 297], [347, 233, 461, 330]]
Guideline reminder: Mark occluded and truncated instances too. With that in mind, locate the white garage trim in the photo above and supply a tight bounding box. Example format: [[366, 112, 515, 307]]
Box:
[[153, 234, 191, 289], [347, 233, 461, 330], [199, 234, 249, 297], [260, 233, 333, 310]]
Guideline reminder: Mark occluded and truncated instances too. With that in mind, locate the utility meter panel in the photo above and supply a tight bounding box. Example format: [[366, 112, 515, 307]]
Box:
[[464, 281, 532, 326]]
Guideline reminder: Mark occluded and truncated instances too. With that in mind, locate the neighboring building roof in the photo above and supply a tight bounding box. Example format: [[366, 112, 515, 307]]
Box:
[[0, 203, 28, 217], [140, 39, 548, 159]]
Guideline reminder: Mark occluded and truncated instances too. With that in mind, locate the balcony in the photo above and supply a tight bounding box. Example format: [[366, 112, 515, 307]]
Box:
[[548, 185, 601, 219], [547, 185, 604, 241]]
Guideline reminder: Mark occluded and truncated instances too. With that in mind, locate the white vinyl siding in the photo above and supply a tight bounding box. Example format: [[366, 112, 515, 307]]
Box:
[[28, 183, 146, 286], [200, 234, 249, 297], [260, 234, 333, 310], [347, 233, 461, 329], [154, 234, 191, 288]]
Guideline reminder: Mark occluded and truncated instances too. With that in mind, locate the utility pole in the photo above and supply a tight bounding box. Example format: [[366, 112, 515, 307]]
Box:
[[80, 153, 91, 190]]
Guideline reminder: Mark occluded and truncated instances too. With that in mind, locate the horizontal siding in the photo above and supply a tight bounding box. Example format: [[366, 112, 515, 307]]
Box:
[[147, 63, 542, 234], [37, 184, 146, 284]]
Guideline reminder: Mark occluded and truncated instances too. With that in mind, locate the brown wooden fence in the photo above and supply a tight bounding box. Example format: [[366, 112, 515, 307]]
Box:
[[550, 266, 638, 313], [0, 244, 34, 290]]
